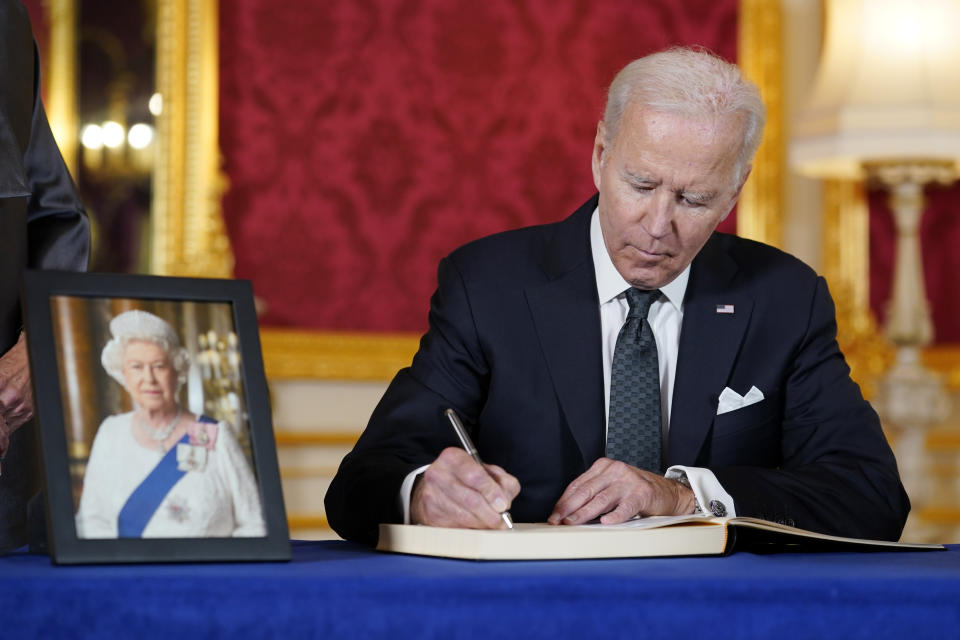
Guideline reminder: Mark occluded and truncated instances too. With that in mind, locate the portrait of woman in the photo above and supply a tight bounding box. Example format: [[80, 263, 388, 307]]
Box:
[[75, 309, 266, 538]]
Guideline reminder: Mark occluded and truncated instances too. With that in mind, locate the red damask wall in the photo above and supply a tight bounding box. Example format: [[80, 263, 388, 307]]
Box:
[[219, 0, 739, 332]]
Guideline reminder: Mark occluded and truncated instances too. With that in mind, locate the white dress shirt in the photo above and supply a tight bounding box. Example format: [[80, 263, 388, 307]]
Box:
[[589, 209, 734, 517], [398, 210, 736, 523]]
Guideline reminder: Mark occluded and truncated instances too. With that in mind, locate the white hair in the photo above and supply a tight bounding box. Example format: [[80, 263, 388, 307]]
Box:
[[602, 46, 766, 183], [100, 310, 191, 391]]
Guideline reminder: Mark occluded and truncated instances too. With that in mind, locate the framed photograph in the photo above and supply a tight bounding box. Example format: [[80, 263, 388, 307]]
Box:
[[22, 270, 290, 564]]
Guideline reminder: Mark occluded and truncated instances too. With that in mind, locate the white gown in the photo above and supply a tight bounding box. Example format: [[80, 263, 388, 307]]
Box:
[[75, 412, 267, 538]]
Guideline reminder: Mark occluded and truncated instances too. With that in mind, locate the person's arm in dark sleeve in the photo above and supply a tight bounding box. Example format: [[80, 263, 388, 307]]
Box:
[[712, 277, 910, 541], [325, 256, 490, 546], [0, 39, 89, 448], [24, 41, 89, 272]]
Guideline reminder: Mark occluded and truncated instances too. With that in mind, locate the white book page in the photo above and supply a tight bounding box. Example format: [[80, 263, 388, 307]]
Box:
[[580, 514, 715, 529]]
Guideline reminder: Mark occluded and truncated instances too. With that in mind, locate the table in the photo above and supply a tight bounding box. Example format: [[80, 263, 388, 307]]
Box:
[[2, 541, 957, 639]]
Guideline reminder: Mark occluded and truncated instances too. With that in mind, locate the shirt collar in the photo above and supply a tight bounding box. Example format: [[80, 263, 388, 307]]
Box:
[[590, 207, 689, 311]]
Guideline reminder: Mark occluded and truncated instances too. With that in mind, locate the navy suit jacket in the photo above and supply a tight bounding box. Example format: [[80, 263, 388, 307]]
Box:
[[326, 195, 909, 546]]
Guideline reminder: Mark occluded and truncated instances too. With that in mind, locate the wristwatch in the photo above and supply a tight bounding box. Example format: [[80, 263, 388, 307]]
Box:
[[673, 472, 704, 515], [672, 472, 729, 517]]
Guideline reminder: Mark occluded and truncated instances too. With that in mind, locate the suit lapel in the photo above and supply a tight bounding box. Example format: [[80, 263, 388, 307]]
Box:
[[668, 234, 753, 466], [525, 197, 606, 466]]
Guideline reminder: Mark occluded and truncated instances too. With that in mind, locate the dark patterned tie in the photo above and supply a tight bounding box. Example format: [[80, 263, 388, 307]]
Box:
[[606, 288, 662, 472]]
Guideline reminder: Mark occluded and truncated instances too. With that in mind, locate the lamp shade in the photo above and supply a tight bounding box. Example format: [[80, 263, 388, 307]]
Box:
[[791, 0, 960, 178]]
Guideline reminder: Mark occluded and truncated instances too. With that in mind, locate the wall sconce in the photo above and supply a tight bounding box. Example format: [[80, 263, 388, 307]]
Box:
[[79, 92, 161, 177], [80, 119, 155, 175], [790, 0, 960, 428]]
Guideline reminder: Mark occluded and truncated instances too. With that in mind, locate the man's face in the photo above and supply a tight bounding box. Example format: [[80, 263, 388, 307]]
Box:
[[591, 104, 749, 290]]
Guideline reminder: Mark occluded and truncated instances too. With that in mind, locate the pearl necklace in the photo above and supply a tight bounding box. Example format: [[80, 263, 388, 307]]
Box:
[[136, 408, 181, 451]]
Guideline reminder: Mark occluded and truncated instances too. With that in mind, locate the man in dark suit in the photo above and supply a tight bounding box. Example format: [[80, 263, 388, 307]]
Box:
[[1, 0, 90, 554], [325, 47, 909, 546]]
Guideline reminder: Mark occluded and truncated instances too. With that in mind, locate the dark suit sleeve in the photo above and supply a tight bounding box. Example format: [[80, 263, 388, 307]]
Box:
[[711, 277, 909, 541], [0, 6, 88, 555], [325, 256, 486, 545], [24, 42, 89, 272]]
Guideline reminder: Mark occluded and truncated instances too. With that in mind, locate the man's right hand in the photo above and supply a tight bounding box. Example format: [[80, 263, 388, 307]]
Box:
[[410, 447, 520, 529]]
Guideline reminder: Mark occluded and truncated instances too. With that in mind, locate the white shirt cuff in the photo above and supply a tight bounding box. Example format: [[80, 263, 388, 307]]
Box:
[[399, 465, 431, 524], [665, 465, 736, 518]]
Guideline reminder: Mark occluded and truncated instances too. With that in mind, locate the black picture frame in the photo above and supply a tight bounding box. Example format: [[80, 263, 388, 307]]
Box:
[[22, 270, 290, 564]]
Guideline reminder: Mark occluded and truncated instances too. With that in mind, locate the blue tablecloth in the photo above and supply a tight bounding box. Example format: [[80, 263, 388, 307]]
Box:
[[2, 541, 957, 639]]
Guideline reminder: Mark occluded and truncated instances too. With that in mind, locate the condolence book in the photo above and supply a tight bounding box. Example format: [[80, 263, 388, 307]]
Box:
[[377, 515, 944, 560]]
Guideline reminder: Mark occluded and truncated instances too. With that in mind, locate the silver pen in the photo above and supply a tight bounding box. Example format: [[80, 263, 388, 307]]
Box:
[[444, 408, 514, 529]]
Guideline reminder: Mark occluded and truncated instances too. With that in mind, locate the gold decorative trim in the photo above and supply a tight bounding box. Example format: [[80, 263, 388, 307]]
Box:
[[261, 329, 420, 381], [153, 0, 232, 277], [44, 0, 78, 177], [927, 426, 960, 449], [822, 180, 869, 310], [287, 514, 330, 530], [273, 429, 362, 446], [821, 180, 894, 396], [914, 507, 960, 524], [737, 0, 784, 247], [923, 346, 960, 391]]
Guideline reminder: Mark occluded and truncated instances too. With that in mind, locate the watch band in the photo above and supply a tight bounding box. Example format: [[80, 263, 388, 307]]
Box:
[[673, 472, 704, 515]]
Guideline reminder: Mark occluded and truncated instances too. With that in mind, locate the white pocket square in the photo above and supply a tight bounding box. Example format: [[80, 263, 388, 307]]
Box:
[[717, 385, 764, 415]]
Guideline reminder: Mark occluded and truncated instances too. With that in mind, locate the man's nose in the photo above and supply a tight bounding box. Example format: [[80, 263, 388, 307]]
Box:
[[640, 194, 674, 239]]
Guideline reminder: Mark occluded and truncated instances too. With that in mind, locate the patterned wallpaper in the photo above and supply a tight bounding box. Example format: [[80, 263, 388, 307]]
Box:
[[219, 0, 739, 332]]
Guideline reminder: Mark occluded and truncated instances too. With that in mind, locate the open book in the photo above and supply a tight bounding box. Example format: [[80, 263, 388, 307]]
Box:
[[377, 515, 944, 560]]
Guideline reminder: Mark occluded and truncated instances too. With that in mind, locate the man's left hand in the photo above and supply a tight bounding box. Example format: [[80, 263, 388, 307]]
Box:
[[548, 457, 697, 525], [0, 333, 34, 458]]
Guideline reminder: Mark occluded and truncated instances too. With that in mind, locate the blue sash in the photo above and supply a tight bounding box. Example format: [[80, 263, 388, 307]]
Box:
[[117, 432, 191, 538]]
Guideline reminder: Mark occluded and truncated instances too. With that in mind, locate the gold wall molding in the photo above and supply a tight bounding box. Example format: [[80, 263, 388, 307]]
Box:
[[737, 0, 784, 248], [923, 346, 960, 390], [914, 507, 960, 524], [822, 180, 869, 311], [273, 429, 363, 446], [44, 0, 78, 177], [287, 514, 330, 530], [261, 329, 420, 381], [821, 179, 894, 396], [152, 0, 232, 277]]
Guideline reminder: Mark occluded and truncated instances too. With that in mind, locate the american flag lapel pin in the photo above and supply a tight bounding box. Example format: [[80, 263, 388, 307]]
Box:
[[716, 304, 735, 314]]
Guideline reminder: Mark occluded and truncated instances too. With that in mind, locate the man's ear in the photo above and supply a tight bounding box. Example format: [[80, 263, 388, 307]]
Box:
[[591, 121, 607, 191], [720, 164, 752, 222]]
